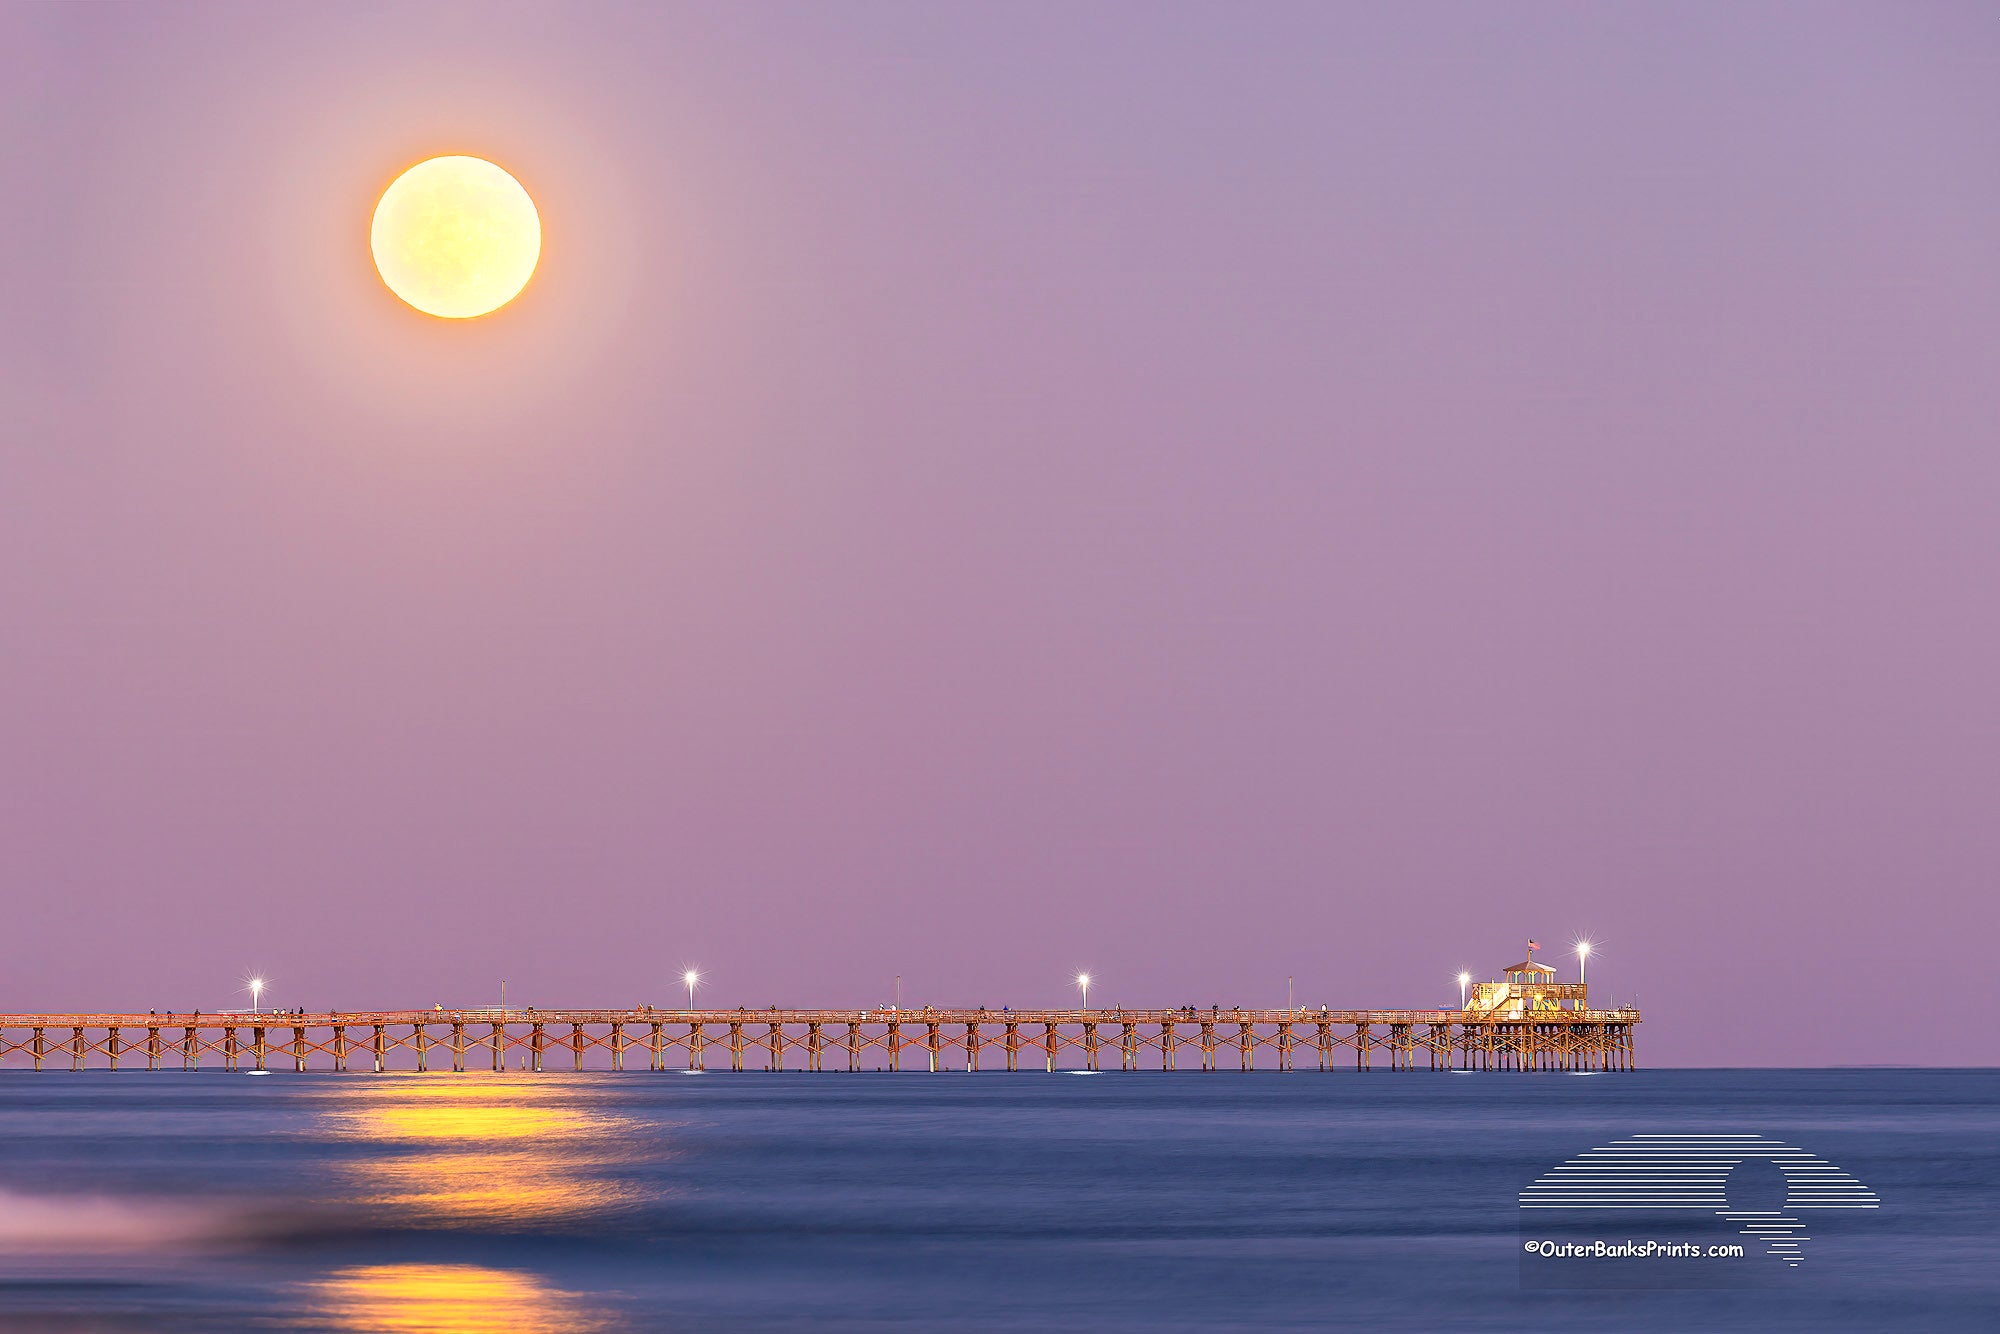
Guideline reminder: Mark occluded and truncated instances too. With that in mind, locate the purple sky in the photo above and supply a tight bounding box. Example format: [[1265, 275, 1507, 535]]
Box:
[[4, 7, 1998, 1065]]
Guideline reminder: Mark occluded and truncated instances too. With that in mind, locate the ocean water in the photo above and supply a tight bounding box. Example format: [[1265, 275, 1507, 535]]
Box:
[[0, 1069, 1990, 1331]]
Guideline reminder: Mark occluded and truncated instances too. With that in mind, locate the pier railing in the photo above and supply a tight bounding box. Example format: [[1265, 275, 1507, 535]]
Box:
[[0, 1007, 1639, 1073]]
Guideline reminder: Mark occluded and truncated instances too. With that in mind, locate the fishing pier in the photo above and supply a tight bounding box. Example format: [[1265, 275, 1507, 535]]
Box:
[[0, 1011, 1635, 1075], [0, 956, 1635, 1074]]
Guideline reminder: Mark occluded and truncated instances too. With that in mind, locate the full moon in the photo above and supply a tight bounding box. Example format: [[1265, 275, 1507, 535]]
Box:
[[370, 156, 541, 319]]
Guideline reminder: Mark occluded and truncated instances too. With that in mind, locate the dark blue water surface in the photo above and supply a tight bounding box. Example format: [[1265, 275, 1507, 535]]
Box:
[[0, 1069, 1990, 1331]]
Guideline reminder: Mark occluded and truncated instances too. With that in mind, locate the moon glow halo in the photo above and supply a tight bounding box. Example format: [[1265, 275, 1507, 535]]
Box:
[[370, 156, 541, 319]]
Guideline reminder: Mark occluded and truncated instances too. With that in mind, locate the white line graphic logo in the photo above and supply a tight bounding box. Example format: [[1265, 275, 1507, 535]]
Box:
[[1519, 1134, 1880, 1266]]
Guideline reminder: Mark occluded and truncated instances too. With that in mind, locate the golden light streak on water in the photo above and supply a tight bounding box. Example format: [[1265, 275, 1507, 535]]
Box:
[[352, 1147, 633, 1225], [302, 1263, 610, 1333], [321, 1079, 653, 1225]]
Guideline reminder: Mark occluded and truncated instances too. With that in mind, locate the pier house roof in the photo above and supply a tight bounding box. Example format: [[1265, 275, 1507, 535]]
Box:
[[1504, 959, 1558, 976]]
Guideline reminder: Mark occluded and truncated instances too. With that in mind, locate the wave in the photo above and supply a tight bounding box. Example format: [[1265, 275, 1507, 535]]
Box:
[[0, 1187, 234, 1254]]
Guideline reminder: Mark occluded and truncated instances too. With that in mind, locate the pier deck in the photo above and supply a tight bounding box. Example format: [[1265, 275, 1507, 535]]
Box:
[[0, 1007, 1639, 1073]]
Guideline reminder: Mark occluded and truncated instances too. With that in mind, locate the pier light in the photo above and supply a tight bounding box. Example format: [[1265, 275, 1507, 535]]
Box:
[[1457, 972, 1471, 1010], [684, 970, 700, 1011], [249, 977, 265, 1014], [1076, 973, 1091, 1010], [1575, 940, 1592, 987]]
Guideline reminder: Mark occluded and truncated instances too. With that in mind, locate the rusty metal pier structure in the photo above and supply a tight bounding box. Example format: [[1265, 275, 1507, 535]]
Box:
[[0, 1004, 1638, 1073]]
